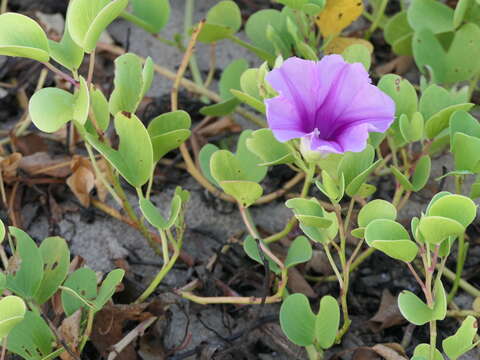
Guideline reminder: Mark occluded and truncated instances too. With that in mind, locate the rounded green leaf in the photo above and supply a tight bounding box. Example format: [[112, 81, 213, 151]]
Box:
[[413, 344, 444, 360], [219, 59, 249, 101], [73, 76, 90, 125], [236, 130, 268, 183], [199, 144, 220, 187], [427, 194, 477, 227], [398, 281, 446, 325], [442, 315, 478, 360], [34, 237, 70, 305], [6, 227, 44, 299], [86, 112, 154, 187], [87, 86, 110, 133], [315, 295, 340, 349], [139, 195, 182, 230], [316, 172, 345, 204], [109, 53, 144, 116], [285, 236, 312, 269], [67, 0, 129, 53], [61, 267, 97, 316], [49, 26, 84, 71], [0, 296, 26, 339], [449, 110, 480, 147], [364, 219, 410, 246], [148, 110, 191, 162], [371, 239, 418, 262], [425, 103, 474, 139], [246, 129, 294, 166], [94, 269, 124, 310], [286, 198, 325, 218], [384, 11, 413, 56], [378, 74, 417, 119], [30, 88, 75, 133], [399, 112, 424, 143], [0, 13, 50, 62], [130, 0, 170, 34], [243, 235, 281, 274], [299, 211, 338, 244], [342, 44, 371, 70], [411, 155, 431, 192], [452, 133, 480, 173], [280, 293, 315, 346], [7, 311, 54, 360], [231, 89, 266, 113], [219, 180, 263, 207], [198, 0, 241, 42], [358, 199, 397, 228], [408, 0, 454, 34], [418, 216, 465, 245]]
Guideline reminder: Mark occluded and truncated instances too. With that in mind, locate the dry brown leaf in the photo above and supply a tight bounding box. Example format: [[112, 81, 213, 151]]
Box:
[[59, 310, 82, 360], [371, 344, 407, 360], [91, 303, 152, 360], [287, 267, 316, 297], [13, 133, 49, 155], [197, 117, 241, 138], [0, 153, 22, 183], [352, 347, 381, 360], [66, 156, 95, 207], [376, 56, 413, 76], [19, 152, 71, 178], [369, 289, 406, 332], [94, 158, 112, 202]]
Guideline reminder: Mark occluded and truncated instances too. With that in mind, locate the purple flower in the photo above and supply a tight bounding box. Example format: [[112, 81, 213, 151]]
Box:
[[265, 55, 395, 155]]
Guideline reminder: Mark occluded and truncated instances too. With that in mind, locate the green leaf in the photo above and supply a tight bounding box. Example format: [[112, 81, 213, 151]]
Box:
[[277, 0, 308, 9], [399, 112, 424, 143], [240, 68, 262, 99], [88, 86, 110, 133], [0, 219, 5, 244], [442, 315, 478, 360], [109, 53, 144, 116], [342, 44, 371, 70], [384, 11, 413, 56], [378, 74, 417, 119], [61, 267, 97, 316], [315, 295, 340, 349], [220, 180, 263, 207], [364, 219, 417, 262], [147, 110, 191, 162], [49, 25, 84, 71], [34, 237, 70, 305], [299, 211, 338, 244], [6, 227, 44, 299], [220, 59, 249, 101], [449, 110, 480, 146], [243, 235, 281, 274], [231, 89, 266, 113], [66, 0, 129, 53], [398, 280, 447, 325], [236, 130, 268, 183], [358, 199, 397, 228], [0, 273, 5, 294], [86, 112, 153, 187], [94, 269, 124, 310], [0, 13, 50, 62], [413, 344, 444, 360], [413, 24, 480, 84], [338, 145, 378, 197], [454, 0, 474, 28], [199, 144, 220, 187], [0, 296, 26, 339], [285, 236, 312, 268], [245, 129, 293, 166], [198, 0, 241, 42], [139, 195, 182, 230], [418, 216, 465, 245], [280, 293, 315, 346], [30, 76, 90, 133], [130, 0, 170, 34], [452, 133, 480, 173], [245, 9, 293, 55], [391, 155, 431, 192], [7, 312, 54, 360], [315, 172, 345, 204], [420, 84, 467, 121], [200, 98, 240, 116], [408, 0, 454, 34], [427, 194, 477, 227], [424, 103, 474, 139]]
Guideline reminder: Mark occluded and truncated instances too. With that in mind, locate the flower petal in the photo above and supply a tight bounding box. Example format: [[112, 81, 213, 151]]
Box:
[[265, 96, 308, 142]]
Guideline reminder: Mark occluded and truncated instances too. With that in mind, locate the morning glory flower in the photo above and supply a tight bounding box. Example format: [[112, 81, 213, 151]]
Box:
[[265, 55, 395, 155]]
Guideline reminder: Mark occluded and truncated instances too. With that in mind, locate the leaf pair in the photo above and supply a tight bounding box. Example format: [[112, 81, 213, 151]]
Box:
[[6, 228, 70, 305], [243, 235, 312, 274], [199, 130, 267, 207], [286, 198, 338, 243], [280, 293, 340, 349]]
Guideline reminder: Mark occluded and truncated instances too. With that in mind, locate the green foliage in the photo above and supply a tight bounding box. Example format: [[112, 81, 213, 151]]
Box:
[[30, 77, 90, 133], [0, 13, 50, 62], [391, 155, 431, 192], [147, 110, 191, 163], [246, 129, 294, 166], [442, 316, 478, 360], [286, 198, 338, 243], [140, 194, 182, 230], [384, 11, 413, 55], [198, 0, 241, 43], [0, 296, 26, 339], [66, 0, 128, 53], [86, 112, 154, 187], [398, 281, 447, 325], [130, 0, 171, 34], [280, 293, 340, 349], [49, 26, 84, 71], [342, 44, 371, 70]]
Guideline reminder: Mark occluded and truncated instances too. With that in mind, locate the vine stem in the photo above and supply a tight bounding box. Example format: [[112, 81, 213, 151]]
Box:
[[447, 234, 468, 303], [41, 62, 78, 87], [323, 244, 343, 288]]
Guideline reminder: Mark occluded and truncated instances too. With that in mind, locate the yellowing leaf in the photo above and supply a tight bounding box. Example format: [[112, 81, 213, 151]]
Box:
[[325, 36, 373, 54], [316, 0, 364, 37]]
